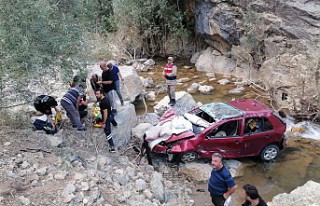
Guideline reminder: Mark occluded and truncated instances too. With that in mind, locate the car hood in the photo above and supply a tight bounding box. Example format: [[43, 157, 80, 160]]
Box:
[[165, 131, 195, 143]]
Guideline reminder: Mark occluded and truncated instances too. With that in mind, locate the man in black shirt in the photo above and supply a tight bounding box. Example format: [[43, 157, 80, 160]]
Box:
[[95, 89, 118, 152], [242, 184, 267, 206], [97, 61, 117, 114]]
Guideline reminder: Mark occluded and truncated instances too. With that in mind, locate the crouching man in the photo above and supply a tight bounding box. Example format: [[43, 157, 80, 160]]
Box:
[[33, 95, 59, 134]]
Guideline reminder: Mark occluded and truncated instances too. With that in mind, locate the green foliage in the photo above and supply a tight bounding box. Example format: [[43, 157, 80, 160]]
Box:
[[0, 0, 95, 106], [0, 109, 30, 129], [111, 0, 187, 55]]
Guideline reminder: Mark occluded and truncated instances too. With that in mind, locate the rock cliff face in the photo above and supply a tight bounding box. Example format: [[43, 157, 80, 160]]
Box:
[[191, 0, 320, 111]]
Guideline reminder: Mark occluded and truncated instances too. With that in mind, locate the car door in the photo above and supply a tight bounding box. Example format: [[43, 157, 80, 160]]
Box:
[[196, 119, 244, 159], [241, 116, 275, 156]]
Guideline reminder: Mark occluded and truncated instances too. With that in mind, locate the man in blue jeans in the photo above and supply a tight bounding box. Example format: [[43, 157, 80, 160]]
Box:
[[107, 62, 125, 106], [208, 153, 237, 206], [95, 89, 118, 152]]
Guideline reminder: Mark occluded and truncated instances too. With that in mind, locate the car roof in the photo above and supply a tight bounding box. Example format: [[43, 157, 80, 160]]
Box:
[[227, 99, 272, 114], [199, 102, 245, 121]]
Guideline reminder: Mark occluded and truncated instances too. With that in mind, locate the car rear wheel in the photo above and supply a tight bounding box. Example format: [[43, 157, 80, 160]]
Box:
[[180, 151, 198, 163], [260, 144, 279, 161]]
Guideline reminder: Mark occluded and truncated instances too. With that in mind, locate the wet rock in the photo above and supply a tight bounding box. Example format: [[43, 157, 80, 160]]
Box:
[[132, 123, 153, 140], [218, 78, 231, 85], [177, 77, 191, 83], [228, 86, 245, 94], [179, 162, 212, 183], [224, 159, 244, 178], [187, 83, 201, 94], [199, 85, 214, 94], [268, 181, 320, 206], [206, 73, 216, 78]]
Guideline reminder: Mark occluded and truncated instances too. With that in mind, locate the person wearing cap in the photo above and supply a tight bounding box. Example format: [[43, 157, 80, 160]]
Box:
[[107, 62, 125, 106], [163, 56, 177, 106]]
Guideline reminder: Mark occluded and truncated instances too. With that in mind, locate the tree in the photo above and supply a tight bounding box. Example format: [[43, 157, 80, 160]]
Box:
[[0, 0, 95, 108]]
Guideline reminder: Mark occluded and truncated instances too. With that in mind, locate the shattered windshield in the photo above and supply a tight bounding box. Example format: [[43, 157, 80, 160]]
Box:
[[199, 102, 244, 122]]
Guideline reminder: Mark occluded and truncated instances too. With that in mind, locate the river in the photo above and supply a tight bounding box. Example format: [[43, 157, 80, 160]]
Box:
[[136, 58, 320, 205]]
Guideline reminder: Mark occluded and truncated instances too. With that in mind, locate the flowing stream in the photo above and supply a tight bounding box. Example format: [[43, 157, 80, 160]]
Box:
[[135, 58, 320, 205]]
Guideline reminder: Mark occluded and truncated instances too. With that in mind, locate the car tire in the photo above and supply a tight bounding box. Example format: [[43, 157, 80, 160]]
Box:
[[180, 151, 198, 163], [260, 144, 279, 161]]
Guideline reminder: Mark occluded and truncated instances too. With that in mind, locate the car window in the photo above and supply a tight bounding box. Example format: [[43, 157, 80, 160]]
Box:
[[263, 117, 273, 131], [244, 117, 273, 134], [207, 120, 239, 138]]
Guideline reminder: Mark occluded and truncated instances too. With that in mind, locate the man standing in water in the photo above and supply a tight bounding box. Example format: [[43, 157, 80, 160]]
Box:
[[208, 153, 237, 206], [163, 56, 177, 106]]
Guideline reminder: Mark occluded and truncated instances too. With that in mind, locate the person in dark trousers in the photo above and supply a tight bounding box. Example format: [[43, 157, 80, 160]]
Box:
[[208, 153, 237, 206], [95, 89, 117, 152], [90, 74, 101, 92], [242, 184, 268, 206], [33, 95, 59, 134], [61, 82, 86, 131], [97, 61, 117, 114], [107, 62, 125, 106], [78, 95, 88, 120], [163, 56, 177, 106]]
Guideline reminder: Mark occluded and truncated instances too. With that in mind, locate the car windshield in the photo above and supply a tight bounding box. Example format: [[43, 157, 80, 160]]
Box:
[[199, 102, 244, 122]]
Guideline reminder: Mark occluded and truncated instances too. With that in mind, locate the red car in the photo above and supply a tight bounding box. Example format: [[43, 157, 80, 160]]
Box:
[[145, 99, 286, 163]]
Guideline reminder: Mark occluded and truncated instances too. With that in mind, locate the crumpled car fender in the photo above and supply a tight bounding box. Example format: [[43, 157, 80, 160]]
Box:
[[169, 139, 196, 154]]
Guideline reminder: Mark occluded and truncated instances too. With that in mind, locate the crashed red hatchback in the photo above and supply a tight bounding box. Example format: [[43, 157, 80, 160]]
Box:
[[145, 99, 287, 163]]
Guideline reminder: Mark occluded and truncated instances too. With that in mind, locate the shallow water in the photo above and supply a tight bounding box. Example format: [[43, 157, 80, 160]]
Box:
[[135, 58, 320, 205]]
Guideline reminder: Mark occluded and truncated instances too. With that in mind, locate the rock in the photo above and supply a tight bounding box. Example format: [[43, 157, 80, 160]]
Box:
[[268, 181, 320, 206], [4, 142, 11, 146], [135, 179, 147, 191], [97, 156, 112, 168], [218, 78, 231, 85], [143, 77, 155, 88], [112, 103, 137, 150], [179, 163, 212, 183], [206, 73, 216, 78], [80, 182, 90, 191], [137, 113, 160, 125], [47, 134, 64, 147], [153, 91, 196, 116], [224, 160, 244, 178], [35, 167, 47, 176], [187, 83, 201, 94], [177, 77, 191, 83], [54, 170, 67, 180], [140, 59, 155, 72], [143, 189, 154, 199], [183, 66, 192, 69], [18, 196, 30, 205], [119, 65, 144, 102], [150, 172, 165, 203], [132, 123, 153, 140], [145, 91, 156, 102], [199, 85, 214, 94], [195, 47, 236, 73], [190, 52, 201, 64], [21, 161, 30, 169], [228, 86, 245, 94]]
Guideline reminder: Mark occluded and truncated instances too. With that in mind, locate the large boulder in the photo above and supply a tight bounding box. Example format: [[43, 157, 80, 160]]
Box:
[[113, 103, 137, 149], [268, 181, 320, 206], [153, 91, 197, 116], [119, 66, 144, 102], [195, 47, 236, 74], [179, 163, 212, 183]]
